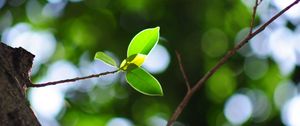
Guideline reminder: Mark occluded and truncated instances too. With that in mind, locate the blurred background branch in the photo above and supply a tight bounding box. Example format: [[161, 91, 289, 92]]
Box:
[[167, 0, 300, 125], [175, 51, 191, 91], [1, 0, 300, 125]]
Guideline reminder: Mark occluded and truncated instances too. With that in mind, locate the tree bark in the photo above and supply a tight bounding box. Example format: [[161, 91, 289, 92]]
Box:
[[0, 42, 40, 126]]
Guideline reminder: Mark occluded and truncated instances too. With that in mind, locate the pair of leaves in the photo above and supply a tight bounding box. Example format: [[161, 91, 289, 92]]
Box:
[[94, 27, 163, 96]]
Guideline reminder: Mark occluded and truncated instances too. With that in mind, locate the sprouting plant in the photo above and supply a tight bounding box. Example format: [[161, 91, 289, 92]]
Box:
[[29, 27, 163, 96], [94, 27, 163, 96]]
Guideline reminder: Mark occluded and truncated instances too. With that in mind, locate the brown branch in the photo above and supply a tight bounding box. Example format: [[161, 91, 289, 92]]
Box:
[[167, 0, 300, 125], [28, 70, 119, 87], [175, 51, 191, 91]]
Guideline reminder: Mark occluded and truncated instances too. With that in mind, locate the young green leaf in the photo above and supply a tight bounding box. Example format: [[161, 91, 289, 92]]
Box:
[[94, 52, 117, 67], [120, 54, 147, 71], [126, 67, 163, 96], [127, 27, 160, 57]]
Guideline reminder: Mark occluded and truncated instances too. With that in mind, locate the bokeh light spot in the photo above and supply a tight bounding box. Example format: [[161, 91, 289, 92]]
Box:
[[26, 0, 44, 23], [106, 117, 133, 126], [206, 67, 236, 103], [244, 57, 268, 80], [42, 2, 66, 18], [269, 26, 296, 75], [201, 29, 228, 57], [121, 0, 148, 12], [281, 95, 300, 126], [2, 23, 56, 75], [79, 52, 119, 88], [29, 60, 80, 125], [47, 0, 62, 4], [235, 28, 252, 57], [273, 0, 300, 23], [274, 81, 297, 109], [224, 94, 252, 125], [249, 27, 271, 58], [69, 0, 82, 2], [246, 89, 271, 122], [0, 11, 13, 33], [147, 116, 167, 126], [0, 0, 6, 9], [29, 87, 64, 120], [143, 44, 170, 74], [38, 60, 81, 92], [241, 0, 271, 17]]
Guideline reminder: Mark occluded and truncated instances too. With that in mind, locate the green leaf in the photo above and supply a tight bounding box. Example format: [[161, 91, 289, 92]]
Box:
[[125, 67, 163, 96], [94, 52, 117, 67], [127, 27, 160, 57], [119, 54, 147, 71]]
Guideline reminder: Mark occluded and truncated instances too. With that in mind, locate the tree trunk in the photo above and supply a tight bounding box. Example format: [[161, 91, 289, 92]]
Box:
[[0, 42, 40, 126]]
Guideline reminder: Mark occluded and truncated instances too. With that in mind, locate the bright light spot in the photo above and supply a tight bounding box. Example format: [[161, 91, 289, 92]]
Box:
[[246, 90, 271, 122], [2, 23, 56, 74], [69, 0, 82, 2], [29, 60, 80, 125], [38, 60, 81, 92], [241, 0, 271, 17], [10, 31, 56, 64], [224, 94, 253, 125], [269, 26, 296, 75], [243, 2, 300, 75], [143, 44, 170, 74], [79, 52, 119, 88], [26, 0, 43, 23], [293, 30, 300, 65], [235, 28, 252, 57], [29, 87, 64, 120], [249, 27, 271, 58], [0, 11, 13, 33], [0, 0, 6, 10], [37, 117, 60, 126], [206, 67, 236, 103], [273, 0, 300, 23], [47, 0, 62, 4], [106, 117, 133, 126], [147, 116, 167, 126], [281, 95, 300, 126], [201, 29, 228, 57], [274, 82, 297, 109], [42, 2, 66, 18], [244, 57, 268, 80], [91, 60, 118, 85]]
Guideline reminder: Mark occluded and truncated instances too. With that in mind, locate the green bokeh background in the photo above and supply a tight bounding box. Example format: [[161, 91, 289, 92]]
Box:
[[1, 0, 298, 125]]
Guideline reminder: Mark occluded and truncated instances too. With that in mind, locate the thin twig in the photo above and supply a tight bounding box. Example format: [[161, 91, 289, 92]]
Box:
[[28, 70, 119, 87], [249, 0, 260, 34], [167, 0, 300, 125], [175, 51, 191, 91]]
